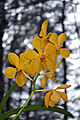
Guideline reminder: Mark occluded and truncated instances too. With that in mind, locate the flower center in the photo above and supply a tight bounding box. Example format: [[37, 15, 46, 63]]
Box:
[[17, 67, 23, 73], [40, 54, 46, 62], [56, 45, 60, 54]]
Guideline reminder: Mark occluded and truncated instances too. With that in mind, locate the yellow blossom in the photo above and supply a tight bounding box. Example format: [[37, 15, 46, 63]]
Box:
[[45, 84, 71, 108], [39, 20, 52, 48], [41, 61, 61, 88], [39, 21, 70, 58], [24, 36, 57, 73], [5, 53, 35, 87], [49, 33, 70, 58]]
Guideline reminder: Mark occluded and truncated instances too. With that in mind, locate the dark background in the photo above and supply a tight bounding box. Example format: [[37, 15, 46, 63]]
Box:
[[0, 0, 80, 120]]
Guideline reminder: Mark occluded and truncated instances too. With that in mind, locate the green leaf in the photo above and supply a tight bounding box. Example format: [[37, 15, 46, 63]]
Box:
[[9, 118, 21, 120], [0, 104, 74, 119], [0, 83, 17, 114]]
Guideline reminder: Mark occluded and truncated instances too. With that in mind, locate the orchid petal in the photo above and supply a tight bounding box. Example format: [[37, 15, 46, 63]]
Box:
[[49, 33, 58, 45], [16, 72, 27, 87], [41, 76, 48, 88], [32, 36, 42, 53], [58, 33, 67, 47], [39, 20, 47, 37], [5, 67, 16, 79], [60, 48, 70, 58], [8, 53, 19, 68]]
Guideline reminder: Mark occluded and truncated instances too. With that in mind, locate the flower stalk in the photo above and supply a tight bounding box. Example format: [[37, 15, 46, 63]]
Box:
[[12, 73, 39, 120], [35, 89, 52, 92], [12, 91, 34, 120], [22, 71, 34, 82]]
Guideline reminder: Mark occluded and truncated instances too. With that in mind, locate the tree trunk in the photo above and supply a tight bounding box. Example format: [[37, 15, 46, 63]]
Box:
[[0, 0, 6, 105], [62, 0, 68, 120]]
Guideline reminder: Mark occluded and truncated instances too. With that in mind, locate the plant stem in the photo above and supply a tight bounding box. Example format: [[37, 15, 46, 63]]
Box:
[[12, 91, 34, 120], [12, 73, 39, 120], [33, 73, 39, 91], [22, 71, 34, 82], [35, 89, 52, 92]]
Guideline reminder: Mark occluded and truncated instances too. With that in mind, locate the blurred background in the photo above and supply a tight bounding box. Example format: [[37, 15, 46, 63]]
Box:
[[0, 0, 80, 120]]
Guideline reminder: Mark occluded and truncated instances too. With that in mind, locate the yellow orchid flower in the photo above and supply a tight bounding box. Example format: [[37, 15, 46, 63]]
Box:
[[24, 36, 57, 73], [49, 33, 70, 58], [39, 20, 52, 48], [41, 61, 61, 88], [5, 53, 35, 87], [45, 84, 71, 108]]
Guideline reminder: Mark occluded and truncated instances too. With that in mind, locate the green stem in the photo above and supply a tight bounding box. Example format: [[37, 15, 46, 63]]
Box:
[[12, 91, 34, 120], [33, 73, 39, 91], [12, 73, 39, 120]]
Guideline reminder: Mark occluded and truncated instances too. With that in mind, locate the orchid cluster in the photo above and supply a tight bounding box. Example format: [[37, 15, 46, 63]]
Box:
[[5, 20, 71, 116]]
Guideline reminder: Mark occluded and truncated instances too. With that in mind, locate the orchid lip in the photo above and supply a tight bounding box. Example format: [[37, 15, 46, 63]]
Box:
[[17, 69, 22, 73]]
